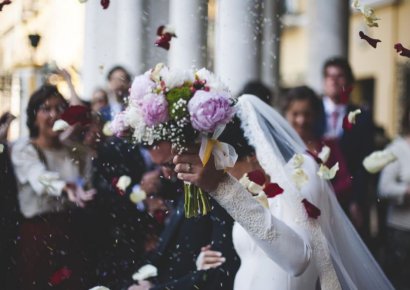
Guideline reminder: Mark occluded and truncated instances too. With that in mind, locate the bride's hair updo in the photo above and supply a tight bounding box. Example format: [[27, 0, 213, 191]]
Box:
[[219, 116, 255, 160]]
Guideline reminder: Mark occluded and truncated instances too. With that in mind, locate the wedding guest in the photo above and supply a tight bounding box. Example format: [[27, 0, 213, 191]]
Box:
[[100, 66, 131, 122], [11, 85, 96, 290], [91, 87, 109, 113], [318, 57, 375, 235], [283, 86, 353, 206], [128, 141, 239, 290], [378, 102, 410, 290], [0, 143, 20, 290]]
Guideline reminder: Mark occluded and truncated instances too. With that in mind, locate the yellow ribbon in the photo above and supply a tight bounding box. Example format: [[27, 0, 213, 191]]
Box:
[[201, 138, 217, 167]]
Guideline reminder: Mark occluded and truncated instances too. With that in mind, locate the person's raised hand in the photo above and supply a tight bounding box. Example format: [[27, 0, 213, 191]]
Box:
[[196, 244, 226, 270]]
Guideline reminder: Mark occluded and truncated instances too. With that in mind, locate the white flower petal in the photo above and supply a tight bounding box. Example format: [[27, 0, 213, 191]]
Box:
[[347, 109, 361, 124], [254, 191, 269, 208], [317, 162, 339, 180], [89, 286, 110, 290], [248, 181, 264, 195], [0, 144, 4, 153], [363, 150, 397, 173], [117, 175, 132, 192], [102, 122, 113, 136], [130, 187, 147, 204], [292, 168, 309, 190], [239, 175, 251, 188], [52, 119, 69, 132], [292, 154, 305, 168], [318, 145, 331, 163], [132, 264, 158, 281]]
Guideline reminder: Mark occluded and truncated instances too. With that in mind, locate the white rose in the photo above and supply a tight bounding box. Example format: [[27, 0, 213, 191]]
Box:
[[317, 162, 339, 180], [132, 264, 158, 281], [363, 150, 397, 174], [52, 119, 69, 132], [318, 145, 331, 163], [292, 168, 309, 190], [117, 175, 132, 192], [195, 68, 229, 92]]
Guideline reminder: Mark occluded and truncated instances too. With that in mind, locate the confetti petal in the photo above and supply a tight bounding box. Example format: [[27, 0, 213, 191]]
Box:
[[292, 154, 305, 168], [117, 175, 131, 192], [130, 186, 147, 204], [52, 119, 70, 132], [49, 266, 72, 286], [292, 168, 308, 190], [359, 31, 381, 48], [317, 162, 339, 180], [0, 144, 4, 153], [318, 145, 331, 164], [363, 149, 397, 173], [394, 43, 410, 58], [302, 199, 321, 219], [132, 264, 158, 281], [263, 183, 284, 198]]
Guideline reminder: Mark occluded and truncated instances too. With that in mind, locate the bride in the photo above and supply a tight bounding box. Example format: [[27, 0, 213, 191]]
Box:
[[173, 94, 393, 290]]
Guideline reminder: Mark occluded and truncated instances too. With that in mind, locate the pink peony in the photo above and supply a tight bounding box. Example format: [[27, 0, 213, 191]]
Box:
[[140, 93, 169, 127], [110, 111, 128, 136], [188, 90, 235, 132], [129, 73, 156, 106]]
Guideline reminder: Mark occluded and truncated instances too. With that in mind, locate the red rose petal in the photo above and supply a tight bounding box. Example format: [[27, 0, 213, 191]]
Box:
[[60, 105, 91, 126], [359, 31, 381, 49], [263, 183, 284, 198], [302, 198, 321, 219], [49, 266, 72, 286], [342, 115, 353, 131], [394, 43, 410, 58], [247, 170, 266, 186], [100, 0, 109, 9]]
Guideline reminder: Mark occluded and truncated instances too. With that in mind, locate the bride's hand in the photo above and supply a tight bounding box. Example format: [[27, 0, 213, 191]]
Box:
[[196, 245, 226, 270], [173, 153, 226, 192]]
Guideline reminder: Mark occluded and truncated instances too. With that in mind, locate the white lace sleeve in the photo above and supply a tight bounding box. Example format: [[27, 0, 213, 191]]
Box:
[[210, 174, 311, 276]]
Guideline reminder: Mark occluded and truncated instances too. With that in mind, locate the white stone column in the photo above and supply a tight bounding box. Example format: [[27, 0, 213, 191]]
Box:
[[82, 0, 119, 99], [116, 0, 144, 75], [261, 0, 281, 104], [214, 0, 263, 95], [168, 0, 208, 70], [307, 0, 349, 93], [145, 0, 170, 69]]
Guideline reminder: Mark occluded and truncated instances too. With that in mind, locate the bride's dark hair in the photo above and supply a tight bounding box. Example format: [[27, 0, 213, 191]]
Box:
[[219, 116, 255, 160]]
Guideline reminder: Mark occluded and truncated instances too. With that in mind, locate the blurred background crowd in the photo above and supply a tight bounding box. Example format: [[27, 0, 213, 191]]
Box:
[[1, 0, 410, 290]]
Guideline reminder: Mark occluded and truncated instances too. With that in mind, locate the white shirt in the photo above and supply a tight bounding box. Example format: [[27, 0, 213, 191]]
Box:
[[378, 137, 410, 231], [11, 138, 91, 218], [323, 96, 347, 139]]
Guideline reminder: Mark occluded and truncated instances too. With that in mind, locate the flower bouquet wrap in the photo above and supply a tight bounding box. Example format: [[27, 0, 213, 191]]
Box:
[[111, 63, 238, 217]]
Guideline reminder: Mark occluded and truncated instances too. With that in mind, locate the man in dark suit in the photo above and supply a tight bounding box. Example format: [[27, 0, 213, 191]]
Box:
[[128, 141, 239, 290], [0, 143, 21, 290], [319, 57, 375, 238]]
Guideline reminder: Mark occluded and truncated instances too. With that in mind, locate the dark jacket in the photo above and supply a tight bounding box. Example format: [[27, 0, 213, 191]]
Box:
[[141, 187, 239, 290]]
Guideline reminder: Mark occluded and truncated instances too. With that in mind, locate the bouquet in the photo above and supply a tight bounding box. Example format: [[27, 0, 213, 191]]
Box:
[[111, 63, 238, 217]]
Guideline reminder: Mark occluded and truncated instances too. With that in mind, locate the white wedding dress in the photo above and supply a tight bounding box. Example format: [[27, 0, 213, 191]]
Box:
[[211, 156, 324, 290], [208, 95, 393, 290]]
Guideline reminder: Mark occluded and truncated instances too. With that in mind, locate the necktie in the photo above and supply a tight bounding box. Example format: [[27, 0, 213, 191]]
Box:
[[331, 110, 339, 131]]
